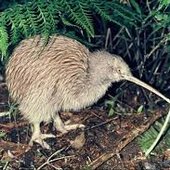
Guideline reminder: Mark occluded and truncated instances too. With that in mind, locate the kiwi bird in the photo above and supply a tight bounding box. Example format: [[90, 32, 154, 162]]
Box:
[[6, 35, 170, 149]]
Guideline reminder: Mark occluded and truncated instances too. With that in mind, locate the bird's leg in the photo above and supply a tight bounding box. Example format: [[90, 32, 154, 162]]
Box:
[[53, 113, 68, 133], [29, 122, 55, 149], [54, 113, 85, 134]]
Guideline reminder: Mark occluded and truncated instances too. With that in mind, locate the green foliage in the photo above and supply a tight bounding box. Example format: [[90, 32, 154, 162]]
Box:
[[0, 25, 8, 59], [58, 0, 94, 37], [0, 131, 6, 138], [0, 0, 141, 61], [138, 116, 170, 154], [103, 0, 170, 154], [106, 1, 170, 94], [105, 94, 123, 116]]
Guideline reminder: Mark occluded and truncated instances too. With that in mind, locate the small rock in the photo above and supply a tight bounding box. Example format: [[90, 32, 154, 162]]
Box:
[[70, 131, 86, 149], [144, 162, 156, 170]]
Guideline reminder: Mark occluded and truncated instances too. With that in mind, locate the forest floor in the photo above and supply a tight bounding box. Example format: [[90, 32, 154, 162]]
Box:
[[0, 80, 170, 170]]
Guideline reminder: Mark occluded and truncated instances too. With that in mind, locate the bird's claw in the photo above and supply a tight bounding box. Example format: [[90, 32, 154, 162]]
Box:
[[29, 133, 55, 149]]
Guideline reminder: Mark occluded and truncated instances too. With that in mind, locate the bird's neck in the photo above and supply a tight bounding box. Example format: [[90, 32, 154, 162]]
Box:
[[87, 53, 111, 86], [66, 55, 112, 111], [80, 55, 112, 104]]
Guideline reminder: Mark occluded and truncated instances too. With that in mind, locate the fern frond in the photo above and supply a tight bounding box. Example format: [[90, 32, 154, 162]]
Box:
[[0, 25, 8, 59], [0, 0, 61, 56], [58, 0, 94, 37], [4, 8, 21, 44], [24, 3, 39, 35], [73, 0, 94, 37], [35, 0, 55, 36], [90, 0, 141, 27], [0, 0, 142, 59], [89, 0, 127, 27], [138, 117, 170, 154], [109, 1, 142, 22]]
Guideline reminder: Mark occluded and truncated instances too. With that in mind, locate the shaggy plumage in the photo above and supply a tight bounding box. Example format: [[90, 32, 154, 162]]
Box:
[[6, 35, 169, 149]]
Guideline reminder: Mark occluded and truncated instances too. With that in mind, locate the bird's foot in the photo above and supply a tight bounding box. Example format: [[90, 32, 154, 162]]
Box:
[[29, 133, 55, 149], [57, 123, 85, 134], [64, 123, 85, 131], [54, 114, 85, 134]]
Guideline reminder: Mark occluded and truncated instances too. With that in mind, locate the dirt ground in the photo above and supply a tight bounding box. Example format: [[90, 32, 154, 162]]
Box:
[[0, 80, 170, 170]]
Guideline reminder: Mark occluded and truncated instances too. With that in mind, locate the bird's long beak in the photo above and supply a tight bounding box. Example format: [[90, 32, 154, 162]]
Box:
[[124, 76, 170, 104]]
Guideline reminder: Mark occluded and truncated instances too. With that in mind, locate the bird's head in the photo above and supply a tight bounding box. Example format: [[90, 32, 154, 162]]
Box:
[[89, 51, 170, 103], [107, 54, 132, 81], [90, 51, 132, 83]]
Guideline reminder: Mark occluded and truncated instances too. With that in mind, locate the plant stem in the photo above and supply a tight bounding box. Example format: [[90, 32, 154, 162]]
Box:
[[145, 106, 170, 156]]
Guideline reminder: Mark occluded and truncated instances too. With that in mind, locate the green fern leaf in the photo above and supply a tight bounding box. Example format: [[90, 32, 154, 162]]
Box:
[[0, 0, 143, 61], [109, 1, 141, 22], [58, 0, 94, 37], [73, 0, 94, 37], [24, 2, 40, 35], [0, 25, 8, 59], [138, 117, 170, 154], [89, 0, 127, 27], [90, 0, 140, 27]]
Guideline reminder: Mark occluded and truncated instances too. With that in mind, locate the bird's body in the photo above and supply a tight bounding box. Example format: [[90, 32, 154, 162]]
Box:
[[6, 36, 115, 123], [6, 35, 169, 149], [7, 35, 130, 148]]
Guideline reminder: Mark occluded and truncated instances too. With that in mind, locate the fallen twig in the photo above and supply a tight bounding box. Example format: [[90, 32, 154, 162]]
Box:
[[85, 118, 116, 131], [0, 120, 28, 131], [37, 146, 74, 170]]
